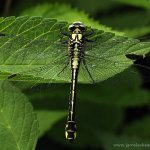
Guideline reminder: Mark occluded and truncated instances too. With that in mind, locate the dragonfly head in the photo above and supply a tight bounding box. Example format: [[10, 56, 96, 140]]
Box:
[[68, 22, 86, 33], [65, 121, 77, 143]]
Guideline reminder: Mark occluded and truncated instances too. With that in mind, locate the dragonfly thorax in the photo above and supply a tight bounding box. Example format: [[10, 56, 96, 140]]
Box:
[[71, 33, 83, 41], [68, 22, 86, 43]]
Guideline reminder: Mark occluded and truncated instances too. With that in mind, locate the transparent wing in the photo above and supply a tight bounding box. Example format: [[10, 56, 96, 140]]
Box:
[[79, 31, 150, 83], [0, 28, 69, 77], [1, 28, 150, 84], [0, 19, 68, 69]]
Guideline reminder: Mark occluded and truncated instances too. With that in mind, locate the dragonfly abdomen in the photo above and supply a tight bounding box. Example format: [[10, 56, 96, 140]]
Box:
[[65, 43, 82, 142]]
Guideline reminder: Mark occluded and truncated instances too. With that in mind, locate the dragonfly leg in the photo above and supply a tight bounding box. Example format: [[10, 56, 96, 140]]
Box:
[[57, 61, 69, 76], [85, 36, 97, 43], [85, 38, 95, 43], [0, 33, 5, 36], [61, 40, 68, 45], [82, 59, 95, 83], [61, 31, 70, 37], [84, 29, 98, 43], [60, 27, 71, 38], [7, 74, 17, 79], [59, 28, 70, 44], [85, 29, 94, 37], [58, 33, 68, 45]]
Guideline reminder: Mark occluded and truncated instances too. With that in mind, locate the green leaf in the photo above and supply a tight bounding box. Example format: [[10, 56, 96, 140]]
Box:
[[27, 68, 150, 107], [113, 0, 150, 10], [124, 117, 150, 138], [11, 0, 72, 16], [0, 81, 38, 150], [77, 68, 150, 106], [20, 3, 121, 34], [101, 10, 150, 37], [71, 0, 118, 15], [96, 131, 150, 150], [28, 89, 124, 146], [47, 101, 123, 147], [27, 89, 67, 138], [0, 16, 150, 83], [36, 110, 67, 137]]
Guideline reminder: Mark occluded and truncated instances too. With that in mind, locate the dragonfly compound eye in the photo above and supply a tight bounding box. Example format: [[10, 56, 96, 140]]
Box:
[[65, 121, 77, 142], [68, 22, 86, 32]]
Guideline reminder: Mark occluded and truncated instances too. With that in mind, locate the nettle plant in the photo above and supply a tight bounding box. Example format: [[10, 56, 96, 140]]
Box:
[[0, 15, 150, 149]]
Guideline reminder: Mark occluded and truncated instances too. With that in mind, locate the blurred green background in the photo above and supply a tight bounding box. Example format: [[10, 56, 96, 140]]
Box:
[[1, 0, 150, 150]]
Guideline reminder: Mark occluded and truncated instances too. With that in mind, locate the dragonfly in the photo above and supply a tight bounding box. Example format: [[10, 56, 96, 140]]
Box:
[[0, 18, 150, 142]]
